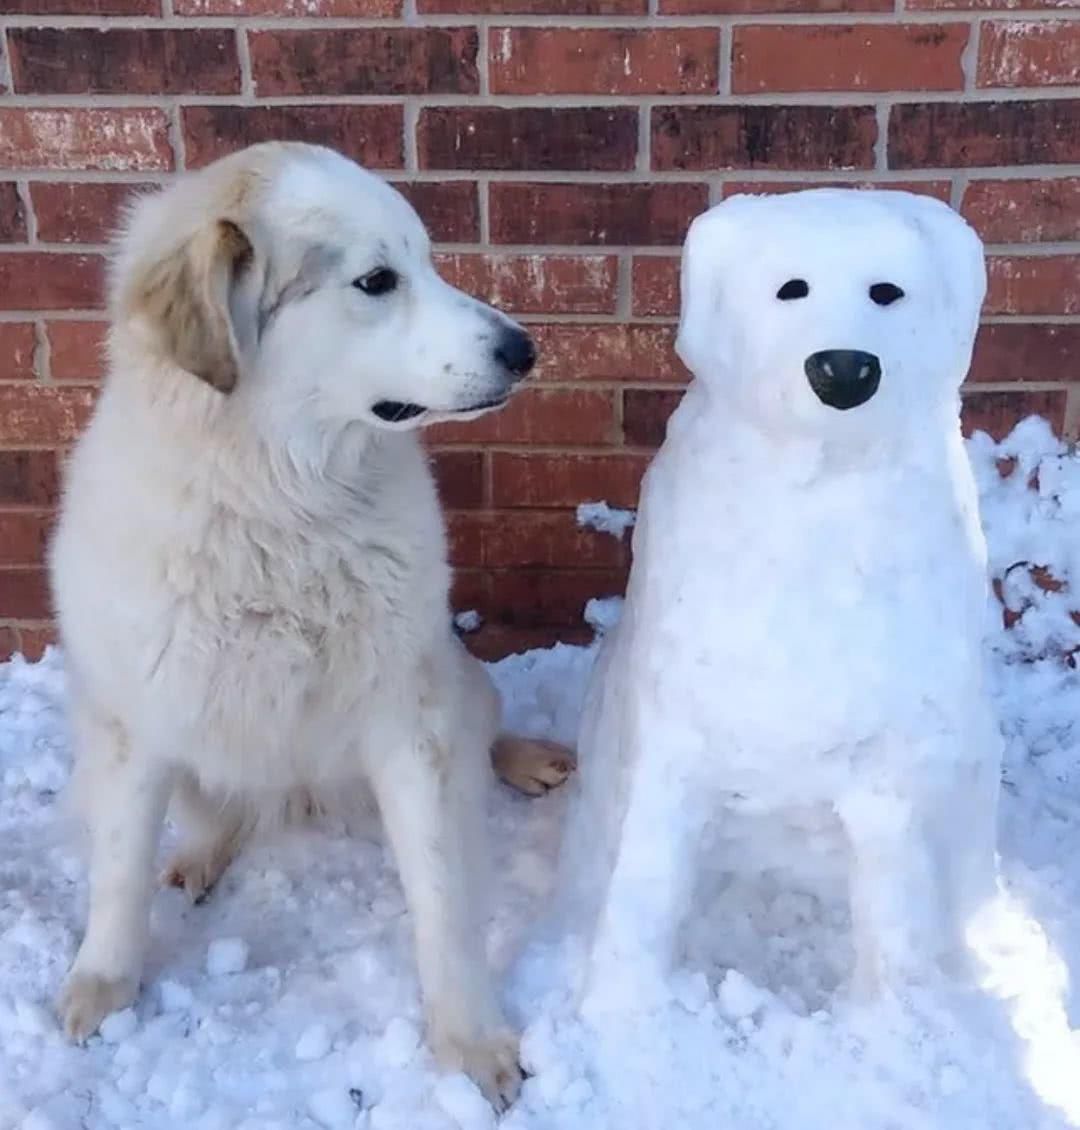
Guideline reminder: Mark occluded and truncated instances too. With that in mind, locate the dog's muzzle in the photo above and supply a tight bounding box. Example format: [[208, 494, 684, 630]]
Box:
[[804, 349, 882, 411]]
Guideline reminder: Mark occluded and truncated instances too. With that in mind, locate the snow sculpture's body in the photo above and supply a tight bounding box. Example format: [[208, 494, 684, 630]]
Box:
[[562, 189, 1002, 1006]]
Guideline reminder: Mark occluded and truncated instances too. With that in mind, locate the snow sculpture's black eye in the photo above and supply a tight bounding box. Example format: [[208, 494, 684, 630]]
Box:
[[869, 282, 904, 306], [777, 279, 809, 301]]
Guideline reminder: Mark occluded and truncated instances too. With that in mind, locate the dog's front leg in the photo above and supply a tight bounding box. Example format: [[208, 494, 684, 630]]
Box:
[[369, 735, 520, 1111], [59, 712, 172, 1040]]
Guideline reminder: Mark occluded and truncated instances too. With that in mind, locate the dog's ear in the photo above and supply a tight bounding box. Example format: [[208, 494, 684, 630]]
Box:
[[131, 219, 254, 393], [675, 204, 739, 377]]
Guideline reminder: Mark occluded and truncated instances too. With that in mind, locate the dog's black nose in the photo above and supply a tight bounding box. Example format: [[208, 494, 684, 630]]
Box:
[[804, 349, 882, 411], [494, 328, 537, 378]]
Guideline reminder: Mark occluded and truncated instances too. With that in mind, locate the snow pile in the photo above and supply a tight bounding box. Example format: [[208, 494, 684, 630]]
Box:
[[2, 415, 1080, 1128]]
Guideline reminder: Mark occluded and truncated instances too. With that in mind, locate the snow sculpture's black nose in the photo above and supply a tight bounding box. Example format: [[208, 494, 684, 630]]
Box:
[[804, 349, 881, 411]]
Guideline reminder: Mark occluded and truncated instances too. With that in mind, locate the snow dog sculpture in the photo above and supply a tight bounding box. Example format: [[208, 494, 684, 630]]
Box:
[[560, 188, 1002, 1009]]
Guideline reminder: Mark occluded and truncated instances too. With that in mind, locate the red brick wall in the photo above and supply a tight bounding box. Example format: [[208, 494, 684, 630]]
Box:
[[0, 5, 1078, 660]]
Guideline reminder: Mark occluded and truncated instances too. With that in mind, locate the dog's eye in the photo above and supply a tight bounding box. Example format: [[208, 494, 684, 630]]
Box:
[[777, 279, 809, 301], [353, 268, 398, 296], [869, 282, 904, 306]]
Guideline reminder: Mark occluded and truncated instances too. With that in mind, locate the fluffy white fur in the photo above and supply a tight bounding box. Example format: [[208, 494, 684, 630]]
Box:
[[558, 189, 1003, 1011], [50, 142, 572, 1108]]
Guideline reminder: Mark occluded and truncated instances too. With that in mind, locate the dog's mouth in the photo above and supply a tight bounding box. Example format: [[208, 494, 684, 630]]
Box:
[[372, 401, 428, 424], [371, 395, 509, 424]]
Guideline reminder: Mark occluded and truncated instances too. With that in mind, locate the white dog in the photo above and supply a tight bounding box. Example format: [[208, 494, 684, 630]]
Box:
[[49, 141, 573, 1106], [560, 189, 1002, 1009]]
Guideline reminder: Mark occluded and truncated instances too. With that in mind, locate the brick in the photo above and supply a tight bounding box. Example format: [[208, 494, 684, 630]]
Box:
[[0, 323, 36, 380], [969, 323, 1080, 383], [0, 108, 172, 172], [962, 389, 1066, 440], [0, 624, 16, 661], [0, 512, 52, 566], [530, 323, 686, 383], [464, 624, 593, 661], [250, 29, 477, 97], [978, 21, 1080, 87], [0, 451, 58, 506], [423, 0, 644, 12], [489, 27, 719, 95], [32, 182, 150, 245], [962, 178, 1080, 243], [419, 107, 637, 172], [889, 100, 1080, 168], [733, 25, 967, 93], [910, 0, 1073, 8], [986, 256, 1080, 315], [623, 388, 685, 447], [0, 385, 95, 444], [0, 253, 104, 311], [487, 567, 627, 628], [9, 28, 240, 96], [652, 105, 877, 171], [491, 451, 649, 508], [631, 256, 680, 317], [177, 0, 396, 13], [392, 181, 479, 243], [0, 184, 27, 243], [436, 253, 617, 315], [0, 569, 51, 620], [430, 449, 485, 508], [662, 0, 887, 10], [14, 622, 57, 661], [448, 510, 629, 569], [428, 388, 617, 445], [47, 321, 107, 382], [0, 0, 157, 11], [490, 183, 707, 246], [721, 179, 953, 201], [183, 105, 403, 170]]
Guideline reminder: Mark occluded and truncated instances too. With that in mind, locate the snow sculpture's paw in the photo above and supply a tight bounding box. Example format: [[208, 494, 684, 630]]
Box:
[[161, 844, 233, 904], [434, 1028, 524, 1112], [493, 737, 576, 797], [58, 971, 138, 1042]]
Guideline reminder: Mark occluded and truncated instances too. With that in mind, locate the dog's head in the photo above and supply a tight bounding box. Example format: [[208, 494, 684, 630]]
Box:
[[113, 142, 535, 431], [675, 188, 986, 439]]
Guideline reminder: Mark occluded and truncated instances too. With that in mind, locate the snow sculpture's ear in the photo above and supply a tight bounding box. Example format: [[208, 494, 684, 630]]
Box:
[[907, 197, 986, 347], [675, 204, 739, 377]]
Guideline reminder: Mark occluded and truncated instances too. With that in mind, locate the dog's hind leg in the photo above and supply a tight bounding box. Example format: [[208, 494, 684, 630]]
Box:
[[59, 705, 172, 1041], [492, 735, 576, 797], [161, 772, 251, 904]]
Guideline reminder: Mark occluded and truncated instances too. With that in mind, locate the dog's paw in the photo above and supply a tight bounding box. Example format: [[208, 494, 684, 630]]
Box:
[[493, 737, 576, 798], [58, 971, 137, 1042], [161, 847, 230, 904], [434, 1029, 524, 1113]]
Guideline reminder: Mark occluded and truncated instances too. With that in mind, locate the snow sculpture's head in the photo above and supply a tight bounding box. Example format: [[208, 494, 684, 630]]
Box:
[[675, 189, 986, 436]]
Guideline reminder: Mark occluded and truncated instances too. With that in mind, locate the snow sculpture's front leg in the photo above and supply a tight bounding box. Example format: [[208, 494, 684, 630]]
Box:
[[583, 718, 707, 1016], [837, 732, 997, 995]]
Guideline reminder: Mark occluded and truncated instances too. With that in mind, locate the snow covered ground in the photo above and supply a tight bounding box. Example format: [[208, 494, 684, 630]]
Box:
[[3, 417, 1080, 1130]]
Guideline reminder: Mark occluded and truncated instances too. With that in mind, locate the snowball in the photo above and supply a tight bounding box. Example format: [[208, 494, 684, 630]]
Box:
[[206, 937, 249, 976], [454, 610, 483, 633], [295, 1023, 332, 1062], [433, 1073, 497, 1130], [377, 1017, 420, 1067], [716, 971, 769, 1022], [576, 501, 636, 539], [99, 1008, 138, 1043]]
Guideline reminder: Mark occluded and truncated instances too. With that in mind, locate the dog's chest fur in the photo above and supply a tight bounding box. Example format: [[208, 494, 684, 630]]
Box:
[[54, 391, 453, 791]]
